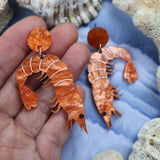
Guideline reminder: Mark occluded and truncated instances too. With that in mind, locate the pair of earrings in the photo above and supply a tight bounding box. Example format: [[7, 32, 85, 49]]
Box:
[[16, 27, 137, 133]]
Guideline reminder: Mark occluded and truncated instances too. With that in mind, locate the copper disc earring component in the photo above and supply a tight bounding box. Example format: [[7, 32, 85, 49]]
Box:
[[27, 27, 52, 52], [87, 27, 109, 49]]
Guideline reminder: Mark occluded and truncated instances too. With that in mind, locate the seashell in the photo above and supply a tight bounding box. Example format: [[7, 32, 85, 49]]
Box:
[[129, 118, 160, 160], [16, 0, 102, 27], [0, 0, 13, 32], [112, 0, 160, 91], [92, 150, 123, 160]]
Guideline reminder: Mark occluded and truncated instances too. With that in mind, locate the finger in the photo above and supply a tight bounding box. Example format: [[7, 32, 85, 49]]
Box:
[[62, 42, 90, 81], [15, 42, 89, 138], [47, 22, 78, 58], [76, 84, 86, 101], [36, 85, 86, 160], [0, 23, 79, 118], [0, 16, 47, 89]]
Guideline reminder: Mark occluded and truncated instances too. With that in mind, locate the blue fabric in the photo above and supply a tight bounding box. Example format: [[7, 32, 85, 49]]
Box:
[[3, 0, 160, 159]]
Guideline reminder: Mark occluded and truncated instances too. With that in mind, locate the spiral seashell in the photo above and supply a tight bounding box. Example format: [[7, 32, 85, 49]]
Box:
[[16, 0, 102, 27]]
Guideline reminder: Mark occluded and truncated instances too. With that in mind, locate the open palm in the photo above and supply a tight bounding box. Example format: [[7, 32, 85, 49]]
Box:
[[0, 16, 89, 160]]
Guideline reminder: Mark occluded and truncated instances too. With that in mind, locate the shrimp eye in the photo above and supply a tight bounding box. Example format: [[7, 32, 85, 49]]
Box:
[[79, 114, 84, 119], [102, 112, 106, 116]]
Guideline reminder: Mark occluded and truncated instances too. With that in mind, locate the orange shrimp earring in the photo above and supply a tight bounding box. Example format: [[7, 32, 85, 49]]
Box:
[[16, 27, 87, 133], [87, 27, 138, 129]]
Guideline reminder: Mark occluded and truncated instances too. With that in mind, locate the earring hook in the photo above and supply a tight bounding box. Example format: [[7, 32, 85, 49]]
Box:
[[38, 46, 45, 59], [98, 44, 102, 53]]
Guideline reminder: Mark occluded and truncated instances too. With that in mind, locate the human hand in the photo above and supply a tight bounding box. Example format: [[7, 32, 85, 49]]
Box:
[[0, 16, 90, 160]]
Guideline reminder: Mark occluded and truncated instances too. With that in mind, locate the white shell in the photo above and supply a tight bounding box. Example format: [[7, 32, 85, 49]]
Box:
[[92, 150, 123, 160], [129, 118, 160, 160], [16, 0, 102, 27], [0, 0, 13, 32]]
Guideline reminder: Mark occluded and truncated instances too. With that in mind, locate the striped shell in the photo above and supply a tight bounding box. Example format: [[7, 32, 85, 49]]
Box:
[[16, 0, 102, 27]]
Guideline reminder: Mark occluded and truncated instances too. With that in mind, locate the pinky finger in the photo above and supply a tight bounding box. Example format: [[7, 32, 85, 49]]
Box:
[[36, 84, 86, 160]]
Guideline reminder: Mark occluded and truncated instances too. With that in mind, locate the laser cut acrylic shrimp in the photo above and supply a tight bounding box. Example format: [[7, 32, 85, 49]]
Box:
[[16, 27, 87, 133], [87, 27, 138, 129]]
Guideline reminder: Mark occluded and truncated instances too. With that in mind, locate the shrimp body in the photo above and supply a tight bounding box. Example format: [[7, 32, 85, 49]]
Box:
[[16, 54, 41, 110], [16, 54, 87, 133], [88, 45, 137, 129]]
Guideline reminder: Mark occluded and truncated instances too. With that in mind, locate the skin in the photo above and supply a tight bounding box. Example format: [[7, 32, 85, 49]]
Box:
[[0, 16, 90, 160]]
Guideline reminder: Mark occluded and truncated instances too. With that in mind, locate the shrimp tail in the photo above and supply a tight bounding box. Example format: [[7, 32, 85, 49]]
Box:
[[124, 60, 138, 83], [19, 86, 38, 110]]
